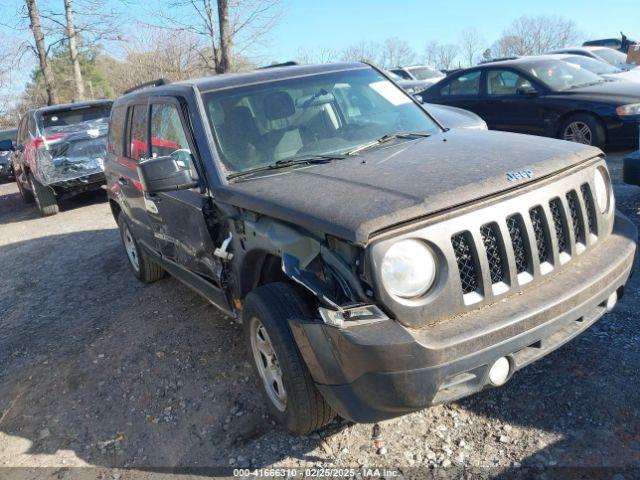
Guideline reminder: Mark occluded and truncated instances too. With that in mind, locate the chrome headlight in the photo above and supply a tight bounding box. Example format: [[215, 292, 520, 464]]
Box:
[[380, 239, 436, 298], [593, 167, 611, 213], [616, 103, 640, 116]]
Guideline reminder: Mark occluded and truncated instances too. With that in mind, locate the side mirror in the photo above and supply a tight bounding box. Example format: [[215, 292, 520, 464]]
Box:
[[516, 86, 538, 97], [0, 139, 15, 151], [138, 155, 198, 194]]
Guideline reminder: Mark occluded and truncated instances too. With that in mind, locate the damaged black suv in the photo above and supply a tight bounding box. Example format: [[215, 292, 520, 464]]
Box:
[[0, 100, 112, 216], [105, 63, 636, 434]]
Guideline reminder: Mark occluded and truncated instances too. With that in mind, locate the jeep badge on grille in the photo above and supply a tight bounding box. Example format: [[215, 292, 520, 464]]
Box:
[[506, 169, 534, 182]]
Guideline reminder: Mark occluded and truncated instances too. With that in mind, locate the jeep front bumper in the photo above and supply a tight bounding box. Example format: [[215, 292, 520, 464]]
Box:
[[289, 212, 637, 423]]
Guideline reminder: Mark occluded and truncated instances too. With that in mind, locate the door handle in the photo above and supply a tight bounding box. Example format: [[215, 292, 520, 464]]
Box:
[[117, 176, 128, 186]]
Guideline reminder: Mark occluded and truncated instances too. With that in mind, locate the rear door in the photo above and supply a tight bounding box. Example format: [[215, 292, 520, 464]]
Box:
[[144, 97, 222, 281], [431, 70, 484, 113], [112, 101, 156, 247]]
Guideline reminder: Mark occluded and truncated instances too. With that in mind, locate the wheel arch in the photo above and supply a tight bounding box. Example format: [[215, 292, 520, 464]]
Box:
[[556, 110, 607, 142], [109, 198, 122, 223]]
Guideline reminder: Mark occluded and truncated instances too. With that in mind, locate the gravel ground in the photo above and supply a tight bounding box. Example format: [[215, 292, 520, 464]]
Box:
[[0, 152, 638, 477]]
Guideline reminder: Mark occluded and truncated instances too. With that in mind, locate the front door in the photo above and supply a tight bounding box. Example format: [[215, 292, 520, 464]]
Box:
[[481, 69, 546, 135], [143, 97, 223, 283]]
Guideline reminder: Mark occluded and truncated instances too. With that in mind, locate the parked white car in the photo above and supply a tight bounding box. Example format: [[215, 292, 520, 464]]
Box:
[[534, 54, 640, 83], [549, 46, 638, 71], [389, 65, 445, 89]]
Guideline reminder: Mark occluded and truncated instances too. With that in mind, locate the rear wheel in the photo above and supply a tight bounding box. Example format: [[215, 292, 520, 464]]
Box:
[[560, 114, 605, 149], [117, 214, 164, 283], [28, 173, 58, 216], [16, 173, 34, 204], [243, 282, 335, 434]]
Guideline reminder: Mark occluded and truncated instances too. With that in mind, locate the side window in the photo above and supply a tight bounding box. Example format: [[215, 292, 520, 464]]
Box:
[[17, 116, 29, 145], [487, 70, 534, 96], [440, 71, 481, 97], [127, 104, 148, 161], [108, 105, 127, 156], [150, 103, 192, 164]]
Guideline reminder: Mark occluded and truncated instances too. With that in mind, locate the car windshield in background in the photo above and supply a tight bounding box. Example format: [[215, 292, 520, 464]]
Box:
[[593, 47, 628, 65], [563, 55, 622, 74], [41, 105, 112, 132], [201, 68, 440, 176], [526, 60, 605, 91], [407, 67, 443, 80]]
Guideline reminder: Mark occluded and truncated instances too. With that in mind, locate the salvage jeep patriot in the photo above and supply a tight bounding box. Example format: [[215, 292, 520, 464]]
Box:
[[105, 63, 636, 434]]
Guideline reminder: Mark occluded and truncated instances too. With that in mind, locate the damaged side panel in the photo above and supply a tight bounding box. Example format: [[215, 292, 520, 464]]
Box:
[[233, 213, 369, 312]]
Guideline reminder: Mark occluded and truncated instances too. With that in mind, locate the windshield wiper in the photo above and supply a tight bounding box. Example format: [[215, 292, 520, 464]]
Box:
[[346, 132, 431, 156], [227, 155, 345, 181]]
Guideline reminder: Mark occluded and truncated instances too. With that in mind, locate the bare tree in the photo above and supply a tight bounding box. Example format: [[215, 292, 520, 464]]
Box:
[[154, 0, 281, 73], [494, 15, 581, 57], [102, 27, 211, 93], [423, 40, 440, 67], [459, 27, 484, 67], [217, 0, 231, 72], [63, 0, 84, 100], [25, 0, 58, 105], [379, 37, 416, 68], [340, 41, 380, 64], [296, 46, 337, 64], [436, 44, 459, 71]]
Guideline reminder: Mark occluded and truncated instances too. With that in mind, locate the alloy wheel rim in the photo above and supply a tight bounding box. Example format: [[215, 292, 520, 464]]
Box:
[[563, 121, 593, 145], [250, 317, 287, 411], [122, 224, 140, 272]]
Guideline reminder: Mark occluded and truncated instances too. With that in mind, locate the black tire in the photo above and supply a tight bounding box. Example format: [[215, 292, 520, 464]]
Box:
[[16, 174, 35, 204], [117, 213, 164, 283], [28, 173, 58, 216], [243, 282, 335, 434], [559, 113, 605, 149]]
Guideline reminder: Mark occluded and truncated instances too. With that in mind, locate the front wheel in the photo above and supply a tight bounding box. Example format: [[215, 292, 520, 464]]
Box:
[[243, 282, 335, 434], [560, 114, 605, 149]]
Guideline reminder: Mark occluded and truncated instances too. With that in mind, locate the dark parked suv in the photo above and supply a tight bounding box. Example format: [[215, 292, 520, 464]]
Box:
[[0, 100, 112, 216], [105, 63, 636, 434]]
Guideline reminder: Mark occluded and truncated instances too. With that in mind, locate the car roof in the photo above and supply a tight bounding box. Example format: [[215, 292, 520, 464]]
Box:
[[553, 46, 607, 53], [119, 62, 370, 102], [33, 99, 113, 115], [465, 56, 566, 69]]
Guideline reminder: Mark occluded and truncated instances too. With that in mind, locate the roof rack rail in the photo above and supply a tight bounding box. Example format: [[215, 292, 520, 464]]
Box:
[[257, 61, 299, 70], [123, 78, 170, 95]]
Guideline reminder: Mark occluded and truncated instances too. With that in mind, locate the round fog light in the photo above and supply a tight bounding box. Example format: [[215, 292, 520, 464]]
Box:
[[489, 357, 511, 386]]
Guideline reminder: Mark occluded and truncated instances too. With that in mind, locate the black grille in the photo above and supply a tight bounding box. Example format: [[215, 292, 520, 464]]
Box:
[[481, 223, 505, 284], [452, 232, 479, 294], [581, 184, 597, 235], [529, 206, 551, 264], [566, 190, 585, 245], [549, 198, 568, 253], [507, 214, 529, 274]]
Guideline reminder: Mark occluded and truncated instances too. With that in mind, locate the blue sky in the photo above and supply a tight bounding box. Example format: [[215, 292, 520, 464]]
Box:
[[265, 0, 638, 62], [0, 0, 637, 96]]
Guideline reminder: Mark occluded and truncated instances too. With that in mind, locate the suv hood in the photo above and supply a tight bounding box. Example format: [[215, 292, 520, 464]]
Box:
[[219, 129, 600, 245]]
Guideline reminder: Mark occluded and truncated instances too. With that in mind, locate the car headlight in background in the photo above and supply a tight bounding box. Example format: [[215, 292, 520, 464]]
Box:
[[615, 103, 640, 116], [380, 239, 436, 298], [593, 167, 611, 213]]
